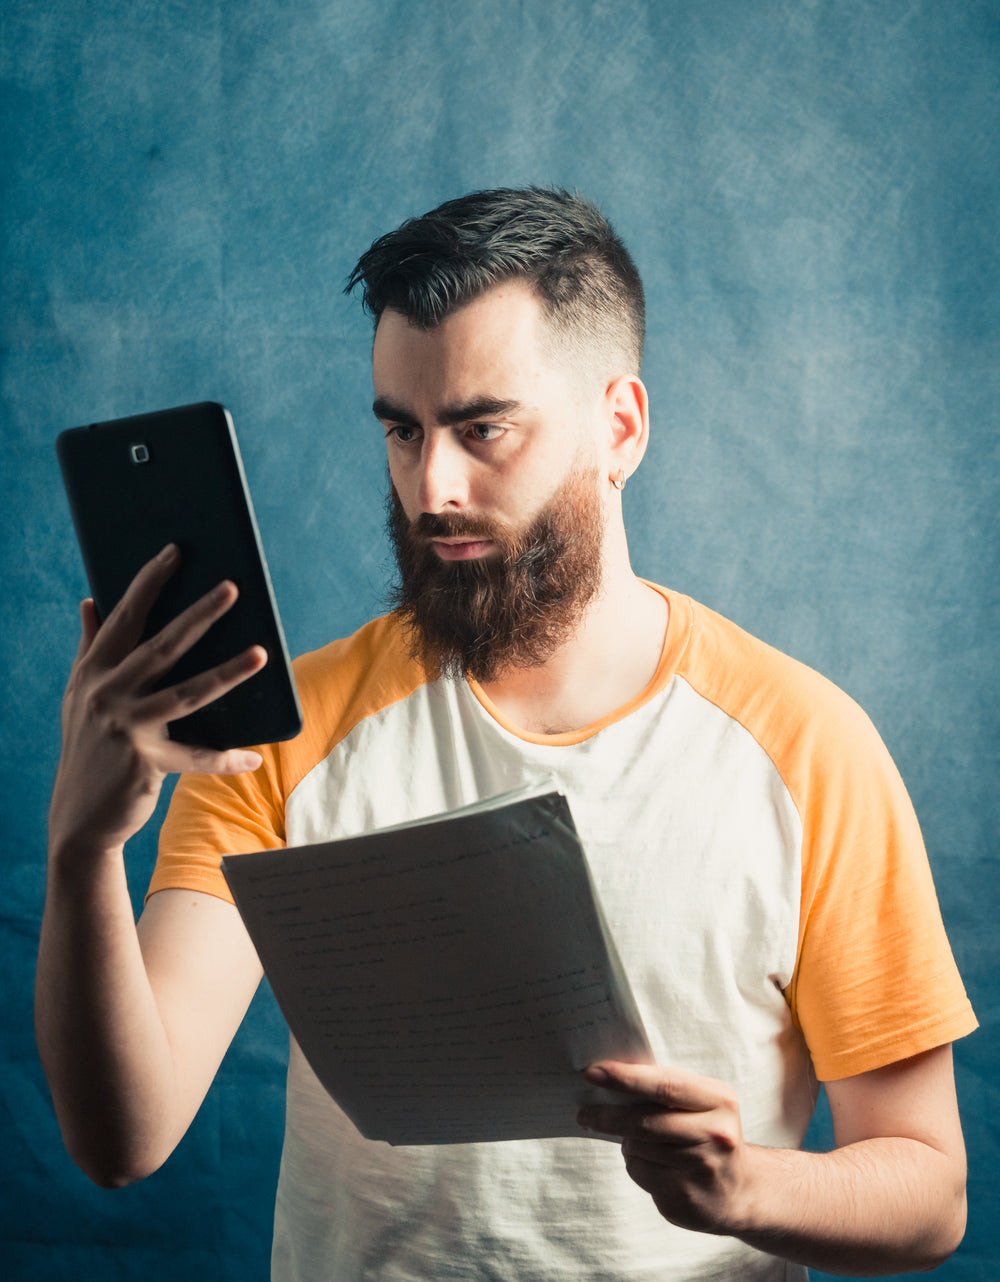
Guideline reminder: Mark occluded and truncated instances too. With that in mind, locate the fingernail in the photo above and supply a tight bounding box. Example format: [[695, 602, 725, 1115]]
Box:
[[241, 752, 262, 772], [157, 543, 178, 562], [584, 1065, 610, 1084]]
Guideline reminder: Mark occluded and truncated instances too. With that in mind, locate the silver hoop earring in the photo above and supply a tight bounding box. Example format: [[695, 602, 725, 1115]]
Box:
[[611, 470, 626, 491]]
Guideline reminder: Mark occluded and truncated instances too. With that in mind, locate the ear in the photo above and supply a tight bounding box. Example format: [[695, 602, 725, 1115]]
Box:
[[603, 374, 650, 482]]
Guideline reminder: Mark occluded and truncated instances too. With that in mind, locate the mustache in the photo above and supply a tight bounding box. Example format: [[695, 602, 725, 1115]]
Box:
[[410, 511, 505, 541]]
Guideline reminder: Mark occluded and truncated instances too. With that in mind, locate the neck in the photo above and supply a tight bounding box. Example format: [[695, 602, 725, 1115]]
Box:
[[476, 553, 668, 736]]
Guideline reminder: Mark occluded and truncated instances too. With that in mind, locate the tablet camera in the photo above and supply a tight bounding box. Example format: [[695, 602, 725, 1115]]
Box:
[[129, 442, 150, 465]]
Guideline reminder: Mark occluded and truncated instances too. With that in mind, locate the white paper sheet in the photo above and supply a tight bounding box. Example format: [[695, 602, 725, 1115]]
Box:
[[222, 787, 652, 1144]]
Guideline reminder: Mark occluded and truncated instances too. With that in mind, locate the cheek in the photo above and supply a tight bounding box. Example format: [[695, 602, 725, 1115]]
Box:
[[386, 457, 416, 514]]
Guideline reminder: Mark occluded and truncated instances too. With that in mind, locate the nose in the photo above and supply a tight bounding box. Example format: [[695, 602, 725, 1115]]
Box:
[[417, 432, 470, 514]]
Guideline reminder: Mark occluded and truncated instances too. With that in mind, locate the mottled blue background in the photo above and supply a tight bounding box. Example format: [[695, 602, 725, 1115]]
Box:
[[2, 2, 996, 1278]]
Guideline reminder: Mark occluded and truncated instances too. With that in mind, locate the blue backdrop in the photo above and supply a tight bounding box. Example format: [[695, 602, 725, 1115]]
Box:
[[2, 2, 996, 1278]]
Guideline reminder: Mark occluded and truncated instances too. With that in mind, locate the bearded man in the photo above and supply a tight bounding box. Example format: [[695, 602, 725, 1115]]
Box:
[[38, 188, 975, 1281]]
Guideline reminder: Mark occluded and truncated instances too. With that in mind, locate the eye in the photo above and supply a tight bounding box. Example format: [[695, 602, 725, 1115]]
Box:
[[386, 424, 421, 445], [468, 422, 506, 442]]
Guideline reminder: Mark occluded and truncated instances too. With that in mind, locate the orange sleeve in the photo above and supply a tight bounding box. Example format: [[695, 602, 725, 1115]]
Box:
[[779, 686, 977, 1080], [147, 615, 427, 906], [148, 744, 288, 905], [147, 635, 349, 906], [677, 595, 977, 1082]]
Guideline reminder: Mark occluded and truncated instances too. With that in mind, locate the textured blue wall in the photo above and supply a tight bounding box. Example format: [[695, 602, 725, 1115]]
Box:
[[2, 2, 996, 1278]]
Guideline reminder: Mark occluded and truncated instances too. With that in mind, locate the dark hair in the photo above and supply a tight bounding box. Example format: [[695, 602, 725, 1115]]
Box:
[[345, 187, 645, 375]]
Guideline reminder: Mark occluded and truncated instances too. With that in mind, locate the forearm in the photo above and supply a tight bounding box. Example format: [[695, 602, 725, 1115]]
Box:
[[582, 1057, 967, 1276], [38, 563, 268, 1186], [731, 1137, 967, 1275], [35, 842, 180, 1187]]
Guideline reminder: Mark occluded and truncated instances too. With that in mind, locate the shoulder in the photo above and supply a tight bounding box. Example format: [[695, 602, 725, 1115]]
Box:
[[665, 591, 880, 773], [651, 587, 910, 858], [292, 611, 423, 706], [154, 613, 432, 894], [275, 611, 431, 782]]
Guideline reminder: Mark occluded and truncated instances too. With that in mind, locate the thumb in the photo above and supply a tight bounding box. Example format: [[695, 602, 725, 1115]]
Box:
[[76, 598, 100, 657]]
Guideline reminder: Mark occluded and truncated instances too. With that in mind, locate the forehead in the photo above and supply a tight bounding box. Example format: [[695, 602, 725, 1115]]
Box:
[[372, 283, 557, 394]]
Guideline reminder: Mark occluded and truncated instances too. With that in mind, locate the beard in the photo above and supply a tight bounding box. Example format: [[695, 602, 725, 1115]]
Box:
[[387, 465, 606, 683]]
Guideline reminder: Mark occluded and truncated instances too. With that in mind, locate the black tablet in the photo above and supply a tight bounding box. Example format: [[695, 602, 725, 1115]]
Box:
[[56, 401, 302, 749]]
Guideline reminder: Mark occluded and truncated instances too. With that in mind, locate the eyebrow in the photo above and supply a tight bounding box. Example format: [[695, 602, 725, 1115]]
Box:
[[372, 395, 523, 427]]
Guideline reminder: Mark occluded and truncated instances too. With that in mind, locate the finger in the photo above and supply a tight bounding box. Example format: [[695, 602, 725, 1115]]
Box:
[[577, 1102, 700, 1142], [87, 543, 181, 665], [617, 1109, 724, 1148], [577, 1104, 629, 1137], [152, 739, 264, 778], [135, 642, 268, 728], [584, 1061, 729, 1112], [620, 1149, 681, 1195], [578, 1103, 736, 1178], [621, 1133, 717, 1164], [76, 598, 100, 658], [115, 577, 242, 688]]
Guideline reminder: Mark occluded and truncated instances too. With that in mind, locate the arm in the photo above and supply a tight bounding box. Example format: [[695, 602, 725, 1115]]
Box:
[[35, 546, 268, 1187], [578, 1044, 966, 1275]]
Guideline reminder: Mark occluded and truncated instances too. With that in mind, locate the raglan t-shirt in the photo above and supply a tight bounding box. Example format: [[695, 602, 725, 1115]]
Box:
[[151, 585, 976, 1282]]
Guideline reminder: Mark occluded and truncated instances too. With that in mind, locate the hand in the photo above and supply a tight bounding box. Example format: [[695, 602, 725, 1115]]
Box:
[[577, 1060, 752, 1236], [49, 544, 267, 859]]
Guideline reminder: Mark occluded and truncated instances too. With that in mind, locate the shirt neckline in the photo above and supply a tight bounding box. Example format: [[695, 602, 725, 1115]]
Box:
[[464, 583, 692, 746]]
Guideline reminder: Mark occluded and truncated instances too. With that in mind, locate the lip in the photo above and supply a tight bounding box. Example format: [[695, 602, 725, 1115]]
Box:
[[430, 537, 495, 562]]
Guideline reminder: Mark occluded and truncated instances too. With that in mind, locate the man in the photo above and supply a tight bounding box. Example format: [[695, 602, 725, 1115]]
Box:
[[37, 188, 976, 1280]]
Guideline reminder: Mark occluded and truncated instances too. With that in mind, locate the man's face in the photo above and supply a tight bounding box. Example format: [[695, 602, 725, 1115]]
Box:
[[372, 283, 611, 680]]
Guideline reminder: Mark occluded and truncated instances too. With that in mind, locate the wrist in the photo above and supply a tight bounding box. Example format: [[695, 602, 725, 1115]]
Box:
[[46, 832, 127, 884], [722, 1143, 783, 1241]]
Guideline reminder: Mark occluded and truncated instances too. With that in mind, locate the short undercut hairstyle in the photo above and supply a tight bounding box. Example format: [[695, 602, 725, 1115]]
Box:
[[345, 187, 645, 378]]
